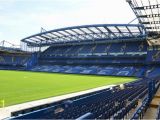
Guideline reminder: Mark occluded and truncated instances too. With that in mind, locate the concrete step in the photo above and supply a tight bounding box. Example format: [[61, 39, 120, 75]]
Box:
[[150, 97, 160, 108]]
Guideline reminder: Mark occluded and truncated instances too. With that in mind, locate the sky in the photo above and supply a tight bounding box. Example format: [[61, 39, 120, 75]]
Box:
[[0, 0, 137, 46]]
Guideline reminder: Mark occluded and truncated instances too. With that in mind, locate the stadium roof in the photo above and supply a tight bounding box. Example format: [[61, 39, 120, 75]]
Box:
[[127, 0, 160, 37], [21, 24, 147, 47]]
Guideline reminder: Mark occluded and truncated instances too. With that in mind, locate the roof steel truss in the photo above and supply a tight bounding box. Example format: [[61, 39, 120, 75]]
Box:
[[21, 24, 146, 46], [127, 0, 160, 35]]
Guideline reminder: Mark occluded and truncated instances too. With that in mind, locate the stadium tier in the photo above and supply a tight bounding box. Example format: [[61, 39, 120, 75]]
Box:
[[29, 41, 147, 77], [31, 65, 145, 77], [0, 52, 38, 70], [0, 54, 29, 70]]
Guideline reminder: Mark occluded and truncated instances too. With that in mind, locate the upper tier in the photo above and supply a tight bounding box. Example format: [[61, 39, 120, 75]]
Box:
[[41, 41, 147, 58]]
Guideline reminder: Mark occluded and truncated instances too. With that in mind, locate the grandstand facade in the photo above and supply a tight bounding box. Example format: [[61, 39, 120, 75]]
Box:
[[1, 0, 160, 119], [20, 24, 150, 77]]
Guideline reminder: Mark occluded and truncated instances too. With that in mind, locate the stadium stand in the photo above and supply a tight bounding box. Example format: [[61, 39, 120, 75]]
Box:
[[0, 53, 30, 70], [2, 0, 160, 119], [0, 49, 37, 70], [10, 78, 160, 119], [30, 41, 147, 77], [1, 23, 160, 120], [1, 25, 160, 120]]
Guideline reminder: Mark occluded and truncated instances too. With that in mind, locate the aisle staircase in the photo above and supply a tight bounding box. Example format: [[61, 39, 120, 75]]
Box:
[[143, 86, 160, 119]]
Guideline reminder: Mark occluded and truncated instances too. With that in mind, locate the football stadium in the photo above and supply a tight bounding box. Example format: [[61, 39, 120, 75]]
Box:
[[1, 0, 160, 119]]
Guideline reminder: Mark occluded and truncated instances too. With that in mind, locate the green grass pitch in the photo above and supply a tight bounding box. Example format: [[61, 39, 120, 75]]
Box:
[[0, 70, 136, 107]]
